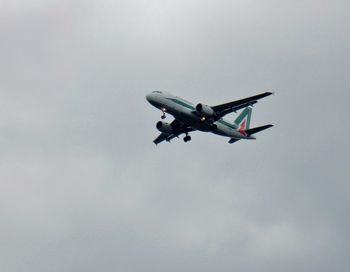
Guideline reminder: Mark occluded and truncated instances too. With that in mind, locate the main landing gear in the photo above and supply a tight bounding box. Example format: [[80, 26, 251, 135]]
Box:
[[183, 135, 191, 142]]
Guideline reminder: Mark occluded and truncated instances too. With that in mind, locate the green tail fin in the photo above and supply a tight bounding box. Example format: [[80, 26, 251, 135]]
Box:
[[234, 107, 252, 131]]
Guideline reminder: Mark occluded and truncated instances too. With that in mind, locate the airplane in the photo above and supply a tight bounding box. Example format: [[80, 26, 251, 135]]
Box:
[[146, 91, 273, 145]]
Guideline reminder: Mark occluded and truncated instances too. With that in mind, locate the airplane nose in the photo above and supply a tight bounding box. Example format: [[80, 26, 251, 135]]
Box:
[[146, 93, 153, 102]]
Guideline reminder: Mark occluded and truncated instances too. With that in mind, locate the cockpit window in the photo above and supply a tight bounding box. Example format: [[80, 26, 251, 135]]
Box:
[[152, 91, 162, 94]]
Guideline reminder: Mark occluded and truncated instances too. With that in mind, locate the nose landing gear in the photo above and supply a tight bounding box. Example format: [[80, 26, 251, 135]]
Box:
[[161, 108, 167, 119]]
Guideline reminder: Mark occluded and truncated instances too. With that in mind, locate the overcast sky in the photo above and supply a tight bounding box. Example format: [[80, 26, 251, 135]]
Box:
[[0, 0, 349, 271]]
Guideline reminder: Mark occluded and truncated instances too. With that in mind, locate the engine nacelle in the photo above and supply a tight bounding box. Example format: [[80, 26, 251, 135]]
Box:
[[156, 121, 173, 134], [196, 103, 215, 118]]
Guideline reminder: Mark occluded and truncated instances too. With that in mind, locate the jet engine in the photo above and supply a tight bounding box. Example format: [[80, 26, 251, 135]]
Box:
[[156, 121, 173, 134], [196, 103, 215, 118]]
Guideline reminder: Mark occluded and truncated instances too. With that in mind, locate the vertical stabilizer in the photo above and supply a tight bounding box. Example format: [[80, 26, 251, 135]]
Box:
[[234, 107, 252, 133]]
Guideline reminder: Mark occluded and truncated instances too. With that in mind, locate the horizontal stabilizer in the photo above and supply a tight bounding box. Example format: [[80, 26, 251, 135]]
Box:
[[228, 138, 240, 144], [245, 124, 273, 135]]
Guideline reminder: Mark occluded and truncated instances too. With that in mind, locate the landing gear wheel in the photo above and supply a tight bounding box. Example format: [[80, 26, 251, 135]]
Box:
[[184, 135, 191, 142]]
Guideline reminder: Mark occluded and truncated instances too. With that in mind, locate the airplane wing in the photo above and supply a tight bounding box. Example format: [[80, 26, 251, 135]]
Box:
[[212, 92, 273, 119], [153, 119, 195, 145]]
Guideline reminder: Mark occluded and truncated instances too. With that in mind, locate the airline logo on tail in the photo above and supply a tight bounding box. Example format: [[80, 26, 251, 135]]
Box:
[[238, 118, 248, 135], [234, 107, 252, 135]]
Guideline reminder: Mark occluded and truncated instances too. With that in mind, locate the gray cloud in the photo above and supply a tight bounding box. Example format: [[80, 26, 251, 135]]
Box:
[[0, 0, 349, 271]]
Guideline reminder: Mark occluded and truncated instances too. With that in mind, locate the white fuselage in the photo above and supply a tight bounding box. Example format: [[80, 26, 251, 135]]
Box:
[[146, 92, 250, 140]]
